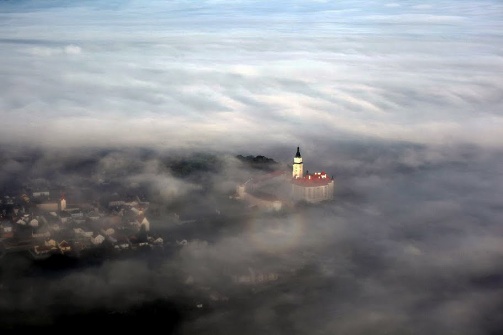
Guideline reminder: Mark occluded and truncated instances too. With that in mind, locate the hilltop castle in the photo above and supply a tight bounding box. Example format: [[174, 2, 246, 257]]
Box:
[[236, 146, 335, 211]]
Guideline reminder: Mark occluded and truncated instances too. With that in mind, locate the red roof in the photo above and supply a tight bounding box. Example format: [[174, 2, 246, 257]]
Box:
[[291, 172, 333, 187]]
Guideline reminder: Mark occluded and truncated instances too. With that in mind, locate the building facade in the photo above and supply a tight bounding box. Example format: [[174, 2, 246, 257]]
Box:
[[290, 147, 334, 203], [235, 147, 335, 209]]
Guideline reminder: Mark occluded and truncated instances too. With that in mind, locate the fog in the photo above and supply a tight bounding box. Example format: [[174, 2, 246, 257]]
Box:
[[1, 0, 502, 150], [0, 143, 501, 334], [1, 0, 503, 334]]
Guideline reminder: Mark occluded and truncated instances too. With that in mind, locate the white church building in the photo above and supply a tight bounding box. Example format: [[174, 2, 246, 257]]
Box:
[[236, 146, 335, 209], [290, 147, 335, 203]]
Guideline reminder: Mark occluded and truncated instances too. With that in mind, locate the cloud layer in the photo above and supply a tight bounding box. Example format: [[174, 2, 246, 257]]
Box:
[[1, 0, 502, 150], [0, 142, 502, 334]]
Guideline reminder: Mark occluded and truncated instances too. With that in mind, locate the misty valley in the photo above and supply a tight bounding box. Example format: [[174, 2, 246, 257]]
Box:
[[0, 143, 502, 334], [0, 146, 339, 332], [1, 0, 502, 333]]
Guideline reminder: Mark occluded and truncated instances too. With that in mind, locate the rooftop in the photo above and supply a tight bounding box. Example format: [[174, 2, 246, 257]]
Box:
[[291, 172, 333, 187]]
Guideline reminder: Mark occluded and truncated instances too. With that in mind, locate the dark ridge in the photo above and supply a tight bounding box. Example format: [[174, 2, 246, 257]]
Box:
[[236, 154, 280, 171], [167, 152, 223, 180]]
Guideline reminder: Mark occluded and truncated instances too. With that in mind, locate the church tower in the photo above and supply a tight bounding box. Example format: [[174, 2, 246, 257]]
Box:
[[292, 146, 303, 178]]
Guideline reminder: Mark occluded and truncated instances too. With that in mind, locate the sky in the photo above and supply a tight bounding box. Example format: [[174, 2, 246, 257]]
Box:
[[1, 1, 503, 334]]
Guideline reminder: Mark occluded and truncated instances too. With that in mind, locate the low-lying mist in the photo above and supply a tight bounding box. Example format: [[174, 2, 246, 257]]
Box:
[[0, 142, 502, 334]]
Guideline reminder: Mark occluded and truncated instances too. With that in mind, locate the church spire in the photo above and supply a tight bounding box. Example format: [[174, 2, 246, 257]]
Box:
[[292, 146, 303, 178]]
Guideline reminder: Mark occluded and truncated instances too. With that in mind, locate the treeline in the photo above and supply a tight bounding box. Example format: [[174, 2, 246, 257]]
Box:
[[167, 153, 223, 179], [235, 155, 279, 171]]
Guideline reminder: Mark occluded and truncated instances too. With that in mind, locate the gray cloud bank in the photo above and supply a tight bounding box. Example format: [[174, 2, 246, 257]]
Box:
[[0, 0, 502, 151], [0, 141, 502, 334]]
